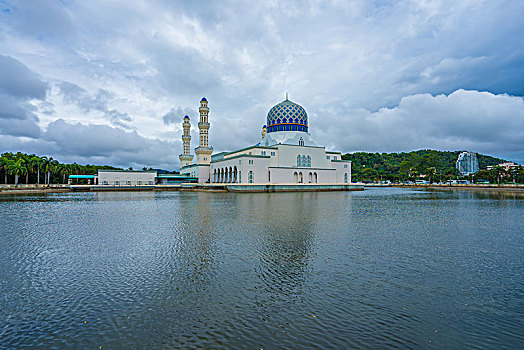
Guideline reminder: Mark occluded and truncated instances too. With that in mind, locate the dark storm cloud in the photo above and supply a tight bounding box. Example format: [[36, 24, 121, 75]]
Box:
[[41, 119, 179, 169], [0, 55, 46, 138], [0, 55, 47, 99]]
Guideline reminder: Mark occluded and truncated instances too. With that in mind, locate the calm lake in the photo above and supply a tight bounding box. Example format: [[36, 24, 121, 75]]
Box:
[[0, 188, 523, 349]]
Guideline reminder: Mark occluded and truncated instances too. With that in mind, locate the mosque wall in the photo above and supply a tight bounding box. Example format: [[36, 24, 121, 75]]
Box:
[[268, 167, 337, 184], [275, 145, 332, 168], [332, 161, 352, 183], [211, 155, 270, 183]]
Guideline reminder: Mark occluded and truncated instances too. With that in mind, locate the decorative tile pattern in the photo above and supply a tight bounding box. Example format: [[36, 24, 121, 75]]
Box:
[[266, 100, 308, 132]]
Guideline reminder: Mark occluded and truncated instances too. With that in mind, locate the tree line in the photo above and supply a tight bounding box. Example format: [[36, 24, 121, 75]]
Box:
[[0, 152, 120, 185], [341, 149, 524, 184]]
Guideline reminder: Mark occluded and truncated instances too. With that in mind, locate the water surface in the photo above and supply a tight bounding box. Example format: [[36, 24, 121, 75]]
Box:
[[1, 188, 523, 348]]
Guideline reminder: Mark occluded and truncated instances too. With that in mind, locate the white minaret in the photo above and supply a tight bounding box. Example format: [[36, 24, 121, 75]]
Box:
[[195, 97, 213, 164], [179, 115, 194, 168]]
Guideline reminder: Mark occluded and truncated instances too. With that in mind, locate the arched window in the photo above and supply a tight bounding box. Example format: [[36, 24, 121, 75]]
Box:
[[307, 155, 311, 167], [297, 155, 301, 167], [344, 173, 348, 183], [299, 172, 303, 183], [299, 137, 304, 146], [294, 172, 298, 183], [302, 155, 307, 167], [314, 172, 318, 183], [248, 170, 254, 183], [309, 172, 312, 183]]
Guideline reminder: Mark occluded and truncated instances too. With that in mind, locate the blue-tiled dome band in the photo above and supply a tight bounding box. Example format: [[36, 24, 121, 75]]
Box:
[[267, 99, 308, 133], [266, 124, 308, 133]]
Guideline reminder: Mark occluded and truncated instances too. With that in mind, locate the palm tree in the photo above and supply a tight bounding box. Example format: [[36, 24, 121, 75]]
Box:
[[26, 156, 38, 184], [6, 159, 26, 186], [493, 165, 504, 185], [37, 156, 47, 185], [46, 158, 59, 184], [0, 155, 7, 184], [59, 163, 71, 184], [43, 157, 52, 185]]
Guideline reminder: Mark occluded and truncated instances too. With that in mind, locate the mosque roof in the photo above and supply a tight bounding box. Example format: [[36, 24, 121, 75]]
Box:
[[266, 98, 308, 133]]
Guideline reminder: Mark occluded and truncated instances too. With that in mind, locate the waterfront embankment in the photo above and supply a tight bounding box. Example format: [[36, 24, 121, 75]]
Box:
[[392, 183, 524, 192], [0, 184, 71, 195], [2, 183, 524, 194]]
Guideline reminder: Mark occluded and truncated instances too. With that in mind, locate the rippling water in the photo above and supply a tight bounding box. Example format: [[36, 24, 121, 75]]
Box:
[[0, 188, 523, 349]]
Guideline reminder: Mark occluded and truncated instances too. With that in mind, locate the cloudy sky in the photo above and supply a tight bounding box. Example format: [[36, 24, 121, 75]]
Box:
[[1, 0, 523, 169]]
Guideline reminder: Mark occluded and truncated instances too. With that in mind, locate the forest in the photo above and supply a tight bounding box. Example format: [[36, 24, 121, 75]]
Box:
[[342, 149, 523, 183], [0, 152, 120, 185]]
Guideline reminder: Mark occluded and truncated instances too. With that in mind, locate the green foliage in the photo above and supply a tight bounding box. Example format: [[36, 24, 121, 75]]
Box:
[[0, 152, 121, 184], [342, 149, 511, 183]]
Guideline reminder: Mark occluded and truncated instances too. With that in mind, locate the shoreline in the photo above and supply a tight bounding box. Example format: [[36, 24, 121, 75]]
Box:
[[391, 184, 524, 192], [1, 183, 523, 195]]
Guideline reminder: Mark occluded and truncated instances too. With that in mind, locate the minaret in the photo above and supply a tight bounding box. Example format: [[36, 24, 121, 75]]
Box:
[[179, 115, 194, 168], [261, 125, 267, 141], [195, 97, 213, 164]]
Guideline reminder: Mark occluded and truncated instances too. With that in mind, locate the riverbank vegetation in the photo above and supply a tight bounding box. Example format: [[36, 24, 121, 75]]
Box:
[[342, 150, 524, 184], [0, 152, 120, 185]]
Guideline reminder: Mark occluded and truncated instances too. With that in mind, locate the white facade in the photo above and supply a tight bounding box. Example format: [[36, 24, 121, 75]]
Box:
[[96, 170, 157, 186], [180, 96, 352, 184]]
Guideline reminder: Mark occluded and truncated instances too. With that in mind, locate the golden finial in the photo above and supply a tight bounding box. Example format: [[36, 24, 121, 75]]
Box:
[[286, 92, 289, 100]]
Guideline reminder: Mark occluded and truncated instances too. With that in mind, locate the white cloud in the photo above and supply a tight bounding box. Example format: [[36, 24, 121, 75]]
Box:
[[0, 0, 523, 167], [313, 89, 524, 162]]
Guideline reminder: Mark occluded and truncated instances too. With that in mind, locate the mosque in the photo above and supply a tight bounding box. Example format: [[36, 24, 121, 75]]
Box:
[[179, 96, 351, 184]]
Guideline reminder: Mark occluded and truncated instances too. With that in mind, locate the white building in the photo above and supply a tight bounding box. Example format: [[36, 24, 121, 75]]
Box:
[[456, 151, 479, 175], [180, 96, 351, 184], [95, 170, 157, 186]]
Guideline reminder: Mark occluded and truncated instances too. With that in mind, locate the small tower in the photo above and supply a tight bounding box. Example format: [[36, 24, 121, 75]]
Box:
[[261, 125, 267, 141], [195, 97, 213, 164], [179, 115, 194, 168]]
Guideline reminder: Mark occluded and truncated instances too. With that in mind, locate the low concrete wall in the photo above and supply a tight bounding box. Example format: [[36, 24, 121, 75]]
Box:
[[226, 183, 364, 192]]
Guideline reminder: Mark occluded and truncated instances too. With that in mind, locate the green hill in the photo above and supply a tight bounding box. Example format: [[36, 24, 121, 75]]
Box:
[[341, 150, 508, 182]]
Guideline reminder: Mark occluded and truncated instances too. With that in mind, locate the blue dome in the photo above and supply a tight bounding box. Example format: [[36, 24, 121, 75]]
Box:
[[201, 97, 207, 102], [184, 115, 190, 119], [266, 99, 308, 133]]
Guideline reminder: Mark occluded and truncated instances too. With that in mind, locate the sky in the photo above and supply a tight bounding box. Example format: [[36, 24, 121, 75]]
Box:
[[1, 0, 523, 169]]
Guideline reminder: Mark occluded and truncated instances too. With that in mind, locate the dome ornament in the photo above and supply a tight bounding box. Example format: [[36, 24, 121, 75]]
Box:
[[286, 92, 289, 100]]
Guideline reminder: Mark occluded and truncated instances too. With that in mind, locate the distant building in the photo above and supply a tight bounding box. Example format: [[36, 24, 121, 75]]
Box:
[[96, 170, 156, 186], [70, 170, 198, 185], [487, 162, 520, 172], [456, 152, 479, 175]]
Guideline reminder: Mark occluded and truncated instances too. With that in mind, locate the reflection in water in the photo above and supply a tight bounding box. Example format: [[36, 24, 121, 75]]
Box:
[[0, 189, 522, 349], [248, 193, 316, 297]]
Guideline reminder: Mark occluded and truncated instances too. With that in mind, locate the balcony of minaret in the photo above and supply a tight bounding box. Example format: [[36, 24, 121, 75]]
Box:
[[182, 135, 191, 141], [198, 122, 210, 130], [195, 146, 213, 153]]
